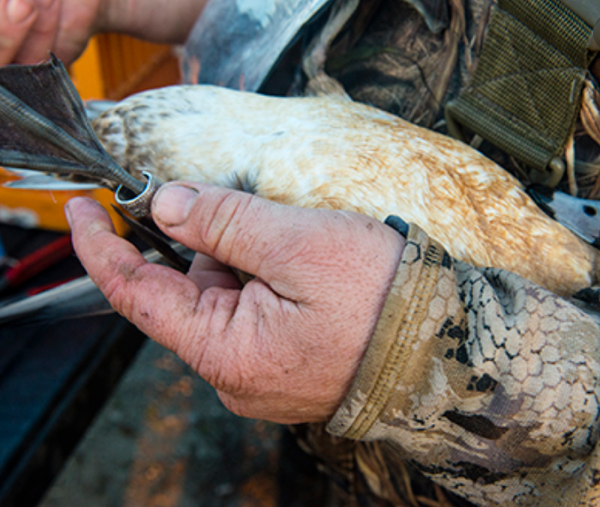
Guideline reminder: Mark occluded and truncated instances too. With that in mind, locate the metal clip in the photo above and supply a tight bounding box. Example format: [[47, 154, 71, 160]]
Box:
[[115, 172, 163, 218]]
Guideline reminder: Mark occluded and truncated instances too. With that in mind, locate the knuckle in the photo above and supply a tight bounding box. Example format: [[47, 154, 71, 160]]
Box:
[[200, 360, 246, 397], [96, 257, 143, 320], [218, 393, 254, 419], [0, 35, 20, 52], [202, 191, 255, 261], [202, 347, 259, 398], [100, 271, 134, 318]]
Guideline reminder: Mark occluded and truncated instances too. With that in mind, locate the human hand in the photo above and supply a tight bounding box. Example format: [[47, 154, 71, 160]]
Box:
[[65, 183, 404, 424], [0, 0, 102, 65], [0, 0, 207, 66]]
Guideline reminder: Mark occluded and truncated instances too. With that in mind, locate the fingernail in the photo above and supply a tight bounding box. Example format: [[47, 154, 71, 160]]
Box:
[[6, 0, 34, 24], [64, 201, 73, 227], [153, 184, 198, 226], [65, 196, 96, 228]]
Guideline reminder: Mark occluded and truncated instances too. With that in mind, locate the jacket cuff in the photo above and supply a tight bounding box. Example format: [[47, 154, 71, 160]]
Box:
[[327, 223, 459, 440]]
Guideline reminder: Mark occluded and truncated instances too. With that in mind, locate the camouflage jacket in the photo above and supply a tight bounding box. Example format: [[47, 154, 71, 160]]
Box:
[[325, 222, 600, 507]]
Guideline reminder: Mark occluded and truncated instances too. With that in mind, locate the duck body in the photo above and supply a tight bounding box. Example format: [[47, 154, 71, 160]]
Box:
[[94, 85, 598, 297]]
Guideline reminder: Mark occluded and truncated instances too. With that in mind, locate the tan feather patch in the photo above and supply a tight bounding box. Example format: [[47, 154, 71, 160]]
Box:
[[93, 85, 599, 297]]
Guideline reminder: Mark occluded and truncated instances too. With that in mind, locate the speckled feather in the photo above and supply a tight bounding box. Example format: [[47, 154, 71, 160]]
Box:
[[93, 85, 599, 297]]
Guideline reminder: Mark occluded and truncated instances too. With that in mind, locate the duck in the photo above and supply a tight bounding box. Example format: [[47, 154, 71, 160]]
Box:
[[90, 81, 599, 298]]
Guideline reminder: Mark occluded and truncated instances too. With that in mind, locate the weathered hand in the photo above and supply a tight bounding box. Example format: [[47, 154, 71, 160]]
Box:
[[65, 182, 404, 423], [0, 0, 207, 66]]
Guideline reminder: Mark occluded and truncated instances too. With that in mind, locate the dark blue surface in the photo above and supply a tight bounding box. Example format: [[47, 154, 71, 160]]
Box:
[[0, 226, 146, 507], [0, 314, 145, 507], [0, 317, 110, 478]]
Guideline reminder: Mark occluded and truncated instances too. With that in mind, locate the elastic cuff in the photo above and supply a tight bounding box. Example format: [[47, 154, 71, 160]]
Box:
[[327, 223, 447, 440]]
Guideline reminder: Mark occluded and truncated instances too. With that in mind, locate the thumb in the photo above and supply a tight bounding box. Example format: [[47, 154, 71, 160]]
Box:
[[151, 182, 312, 288]]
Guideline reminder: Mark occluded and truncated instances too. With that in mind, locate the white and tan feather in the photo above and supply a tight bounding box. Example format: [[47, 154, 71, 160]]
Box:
[[93, 85, 599, 297]]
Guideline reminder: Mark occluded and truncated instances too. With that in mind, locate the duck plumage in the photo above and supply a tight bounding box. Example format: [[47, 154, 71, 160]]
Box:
[[93, 84, 599, 297]]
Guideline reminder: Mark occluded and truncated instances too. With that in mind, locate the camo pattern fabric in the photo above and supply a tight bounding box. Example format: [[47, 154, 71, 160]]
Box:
[[324, 223, 600, 506], [326, 0, 600, 197]]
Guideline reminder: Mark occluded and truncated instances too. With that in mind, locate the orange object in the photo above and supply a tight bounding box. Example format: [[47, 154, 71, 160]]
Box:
[[69, 38, 105, 99], [0, 168, 129, 236], [69, 34, 180, 100]]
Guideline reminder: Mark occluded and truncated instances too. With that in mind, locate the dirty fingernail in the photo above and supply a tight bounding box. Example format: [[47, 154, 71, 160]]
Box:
[[64, 197, 88, 228], [153, 184, 198, 226], [6, 0, 34, 24], [64, 202, 73, 227]]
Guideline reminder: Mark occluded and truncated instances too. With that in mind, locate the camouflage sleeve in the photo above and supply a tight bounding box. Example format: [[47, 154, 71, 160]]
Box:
[[327, 223, 600, 507]]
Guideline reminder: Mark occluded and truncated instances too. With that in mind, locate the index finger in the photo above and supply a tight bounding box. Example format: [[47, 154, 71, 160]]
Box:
[[65, 197, 236, 354]]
